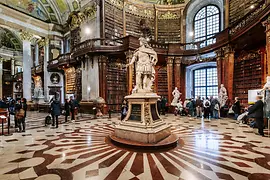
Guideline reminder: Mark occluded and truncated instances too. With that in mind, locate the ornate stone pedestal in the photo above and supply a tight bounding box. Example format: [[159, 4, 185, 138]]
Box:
[[114, 93, 172, 144]]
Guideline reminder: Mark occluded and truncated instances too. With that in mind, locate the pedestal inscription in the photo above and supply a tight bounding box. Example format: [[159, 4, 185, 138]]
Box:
[[129, 104, 141, 121]]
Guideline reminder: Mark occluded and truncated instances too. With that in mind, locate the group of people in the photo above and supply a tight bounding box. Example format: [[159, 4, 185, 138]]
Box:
[[177, 96, 221, 120], [7, 98, 28, 132], [50, 95, 80, 128]]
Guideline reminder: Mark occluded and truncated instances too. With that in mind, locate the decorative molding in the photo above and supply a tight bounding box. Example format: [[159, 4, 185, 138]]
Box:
[[158, 11, 179, 19], [67, 4, 97, 30]]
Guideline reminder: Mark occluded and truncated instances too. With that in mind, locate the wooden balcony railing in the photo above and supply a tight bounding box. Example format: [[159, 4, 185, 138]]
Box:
[[48, 0, 270, 68]]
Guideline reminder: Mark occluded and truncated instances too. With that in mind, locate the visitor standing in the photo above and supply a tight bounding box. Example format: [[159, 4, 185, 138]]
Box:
[[121, 99, 128, 120], [232, 97, 241, 120], [204, 97, 211, 120], [161, 96, 167, 115], [195, 96, 203, 118], [51, 97, 61, 128], [248, 95, 264, 136], [70, 96, 80, 121], [8, 99, 16, 128], [212, 98, 220, 119], [64, 99, 70, 122]]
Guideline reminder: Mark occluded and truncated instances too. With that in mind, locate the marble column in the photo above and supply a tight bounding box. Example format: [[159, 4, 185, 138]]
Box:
[[43, 39, 49, 101], [224, 45, 235, 101], [174, 57, 182, 91], [167, 57, 174, 103], [35, 43, 39, 67], [125, 51, 133, 94], [0, 60, 3, 99], [11, 59, 15, 99], [215, 49, 223, 88], [20, 31, 33, 101]]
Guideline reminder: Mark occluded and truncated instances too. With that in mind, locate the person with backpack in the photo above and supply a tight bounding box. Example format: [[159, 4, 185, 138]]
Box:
[[195, 96, 203, 118], [51, 97, 61, 128], [232, 97, 241, 120], [204, 97, 211, 120]]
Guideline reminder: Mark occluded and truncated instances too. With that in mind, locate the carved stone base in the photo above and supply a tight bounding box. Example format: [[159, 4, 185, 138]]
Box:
[[113, 93, 171, 144]]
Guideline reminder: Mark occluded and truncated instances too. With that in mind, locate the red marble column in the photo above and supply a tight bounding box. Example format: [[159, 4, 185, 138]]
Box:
[[224, 45, 235, 101], [215, 49, 223, 88], [167, 57, 174, 104], [174, 57, 182, 91], [98, 55, 108, 113]]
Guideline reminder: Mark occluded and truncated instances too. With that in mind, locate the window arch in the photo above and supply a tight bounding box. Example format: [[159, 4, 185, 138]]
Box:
[[194, 5, 220, 47], [193, 67, 218, 98]]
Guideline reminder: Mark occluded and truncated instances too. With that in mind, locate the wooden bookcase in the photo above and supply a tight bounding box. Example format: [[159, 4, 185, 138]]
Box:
[[233, 52, 262, 105], [106, 61, 127, 112], [157, 67, 168, 98], [157, 19, 181, 43], [104, 2, 123, 39]]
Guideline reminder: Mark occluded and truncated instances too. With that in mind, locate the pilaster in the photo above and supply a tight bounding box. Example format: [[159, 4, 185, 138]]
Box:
[[0, 60, 3, 99], [98, 55, 107, 101], [166, 57, 174, 103], [223, 45, 235, 101], [174, 57, 182, 91], [215, 48, 223, 88]]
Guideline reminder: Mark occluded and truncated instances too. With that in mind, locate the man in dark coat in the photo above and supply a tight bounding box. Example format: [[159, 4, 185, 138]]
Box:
[[51, 98, 61, 128], [248, 96, 264, 136]]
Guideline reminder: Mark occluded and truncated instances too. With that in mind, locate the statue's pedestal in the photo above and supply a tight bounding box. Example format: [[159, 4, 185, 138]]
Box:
[[114, 93, 172, 144]]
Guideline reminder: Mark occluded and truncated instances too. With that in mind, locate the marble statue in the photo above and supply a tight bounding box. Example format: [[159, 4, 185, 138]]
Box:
[[33, 76, 44, 99], [218, 84, 228, 107], [127, 37, 158, 93], [264, 76, 270, 89], [171, 87, 181, 106]]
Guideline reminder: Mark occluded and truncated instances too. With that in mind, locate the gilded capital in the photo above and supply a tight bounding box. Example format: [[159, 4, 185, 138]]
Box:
[[166, 57, 174, 64], [19, 30, 33, 41], [38, 38, 49, 47], [174, 57, 182, 64]]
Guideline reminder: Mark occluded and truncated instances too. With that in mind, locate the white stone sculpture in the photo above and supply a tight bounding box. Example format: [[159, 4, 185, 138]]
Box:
[[264, 76, 270, 89], [218, 84, 228, 107], [33, 76, 44, 99], [171, 87, 181, 106], [127, 37, 158, 93]]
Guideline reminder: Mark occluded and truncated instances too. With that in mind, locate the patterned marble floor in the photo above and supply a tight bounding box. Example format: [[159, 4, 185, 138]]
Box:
[[0, 112, 270, 180]]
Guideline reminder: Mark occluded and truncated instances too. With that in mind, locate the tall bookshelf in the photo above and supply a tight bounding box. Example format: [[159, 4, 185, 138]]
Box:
[[104, 2, 123, 39], [157, 18, 181, 43], [157, 67, 168, 98], [106, 61, 127, 112], [233, 52, 262, 105]]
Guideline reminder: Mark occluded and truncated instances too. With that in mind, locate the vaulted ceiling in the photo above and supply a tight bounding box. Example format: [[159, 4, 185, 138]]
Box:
[[0, 0, 82, 24]]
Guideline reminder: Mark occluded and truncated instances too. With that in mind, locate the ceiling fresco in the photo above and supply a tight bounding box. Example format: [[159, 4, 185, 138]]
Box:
[[0, 0, 81, 24], [0, 27, 22, 50]]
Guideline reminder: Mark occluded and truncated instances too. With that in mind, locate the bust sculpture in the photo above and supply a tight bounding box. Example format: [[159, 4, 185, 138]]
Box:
[[218, 84, 228, 107], [127, 37, 158, 93], [171, 87, 181, 106], [264, 76, 270, 89]]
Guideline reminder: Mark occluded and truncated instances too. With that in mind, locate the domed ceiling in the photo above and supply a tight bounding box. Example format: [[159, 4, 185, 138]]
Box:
[[1, 0, 81, 24]]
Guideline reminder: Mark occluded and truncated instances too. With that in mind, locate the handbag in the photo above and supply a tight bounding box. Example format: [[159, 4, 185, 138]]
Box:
[[16, 109, 25, 119]]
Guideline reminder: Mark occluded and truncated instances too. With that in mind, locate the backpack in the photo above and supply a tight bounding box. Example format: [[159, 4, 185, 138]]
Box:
[[214, 104, 219, 110]]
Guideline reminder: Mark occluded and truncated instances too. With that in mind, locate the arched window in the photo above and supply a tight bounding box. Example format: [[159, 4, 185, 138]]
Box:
[[193, 67, 218, 98], [194, 5, 220, 47]]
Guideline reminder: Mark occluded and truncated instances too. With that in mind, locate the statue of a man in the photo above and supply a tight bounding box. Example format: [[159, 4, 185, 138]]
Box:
[[218, 84, 228, 107], [127, 37, 158, 93], [171, 87, 181, 106]]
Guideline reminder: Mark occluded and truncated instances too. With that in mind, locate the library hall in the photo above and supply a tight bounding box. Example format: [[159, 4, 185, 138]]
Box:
[[0, 0, 270, 179]]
